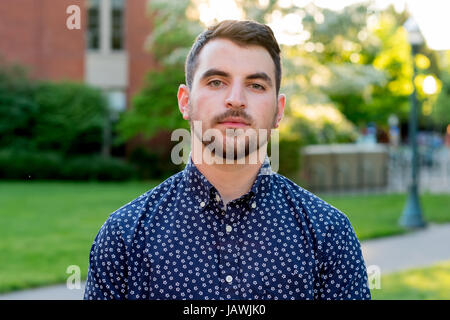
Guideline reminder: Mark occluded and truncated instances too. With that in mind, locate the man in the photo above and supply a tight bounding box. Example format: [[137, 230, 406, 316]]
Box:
[[84, 20, 371, 300]]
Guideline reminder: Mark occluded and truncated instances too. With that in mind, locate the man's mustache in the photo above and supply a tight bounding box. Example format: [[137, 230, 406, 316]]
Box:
[[212, 110, 253, 125]]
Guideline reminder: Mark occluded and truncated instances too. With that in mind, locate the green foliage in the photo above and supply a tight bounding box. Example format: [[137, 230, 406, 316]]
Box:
[[61, 155, 137, 181], [117, 65, 189, 141], [0, 64, 39, 149], [0, 149, 137, 181], [277, 138, 302, 180], [0, 63, 108, 156], [0, 149, 62, 180], [0, 62, 134, 181], [282, 103, 358, 145], [33, 81, 108, 155], [432, 72, 450, 128], [117, 0, 199, 143], [281, 3, 412, 127], [148, 0, 202, 65], [115, 0, 202, 180], [128, 143, 181, 180]]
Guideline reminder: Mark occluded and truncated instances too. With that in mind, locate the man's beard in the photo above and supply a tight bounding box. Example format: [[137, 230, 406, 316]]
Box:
[[207, 132, 258, 161], [189, 105, 277, 161]]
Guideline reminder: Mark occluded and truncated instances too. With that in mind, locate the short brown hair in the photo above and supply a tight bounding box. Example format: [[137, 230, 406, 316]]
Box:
[[185, 20, 282, 94]]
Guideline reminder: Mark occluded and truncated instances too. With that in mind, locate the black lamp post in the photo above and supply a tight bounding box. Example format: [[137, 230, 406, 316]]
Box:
[[399, 17, 426, 229]]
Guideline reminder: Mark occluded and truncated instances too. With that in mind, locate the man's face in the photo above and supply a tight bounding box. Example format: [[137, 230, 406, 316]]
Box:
[[178, 38, 285, 160]]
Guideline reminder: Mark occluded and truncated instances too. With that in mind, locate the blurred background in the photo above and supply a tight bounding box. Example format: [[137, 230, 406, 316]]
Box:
[[0, 0, 449, 300]]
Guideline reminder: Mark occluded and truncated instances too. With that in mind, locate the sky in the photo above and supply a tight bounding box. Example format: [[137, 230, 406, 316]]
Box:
[[197, 0, 450, 50]]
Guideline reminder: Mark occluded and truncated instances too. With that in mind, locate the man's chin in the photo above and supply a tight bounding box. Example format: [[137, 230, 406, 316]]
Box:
[[203, 141, 263, 162]]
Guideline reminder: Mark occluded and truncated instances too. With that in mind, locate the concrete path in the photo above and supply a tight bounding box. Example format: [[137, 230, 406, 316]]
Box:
[[0, 282, 86, 300], [361, 222, 450, 274], [1, 223, 450, 300]]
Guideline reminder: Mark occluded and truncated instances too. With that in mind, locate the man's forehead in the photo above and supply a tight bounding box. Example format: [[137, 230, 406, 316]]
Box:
[[194, 38, 276, 81]]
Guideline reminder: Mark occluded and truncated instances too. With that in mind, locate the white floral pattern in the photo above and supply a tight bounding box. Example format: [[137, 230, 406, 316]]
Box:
[[84, 156, 371, 300]]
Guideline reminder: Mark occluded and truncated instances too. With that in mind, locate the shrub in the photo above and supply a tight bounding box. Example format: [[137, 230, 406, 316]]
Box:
[[0, 149, 63, 180], [0, 149, 137, 181], [128, 144, 181, 180], [32, 81, 108, 155], [0, 63, 38, 150], [61, 155, 138, 181]]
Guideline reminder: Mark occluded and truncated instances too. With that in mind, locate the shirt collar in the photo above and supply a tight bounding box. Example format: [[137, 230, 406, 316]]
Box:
[[182, 154, 274, 210]]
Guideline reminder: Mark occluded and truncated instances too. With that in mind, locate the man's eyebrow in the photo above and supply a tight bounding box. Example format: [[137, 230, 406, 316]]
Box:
[[200, 69, 273, 87], [200, 69, 230, 81], [246, 72, 273, 87]]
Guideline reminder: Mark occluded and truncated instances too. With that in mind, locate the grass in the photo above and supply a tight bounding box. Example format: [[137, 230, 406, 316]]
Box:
[[0, 180, 449, 295], [320, 193, 450, 241], [0, 180, 157, 293], [370, 261, 450, 300]]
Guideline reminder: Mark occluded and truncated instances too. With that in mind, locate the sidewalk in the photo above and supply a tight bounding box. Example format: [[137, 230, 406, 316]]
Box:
[[1, 223, 450, 300], [361, 222, 450, 273]]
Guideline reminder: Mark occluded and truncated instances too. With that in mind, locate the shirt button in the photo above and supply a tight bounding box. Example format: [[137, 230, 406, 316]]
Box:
[[216, 194, 221, 202], [226, 225, 232, 233], [251, 202, 256, 208], [225, 275, 233, 283], [200, 201, 205, 208]]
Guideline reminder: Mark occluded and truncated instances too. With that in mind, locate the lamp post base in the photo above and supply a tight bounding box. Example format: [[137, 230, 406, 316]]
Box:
[[399, 186, 426, 229]]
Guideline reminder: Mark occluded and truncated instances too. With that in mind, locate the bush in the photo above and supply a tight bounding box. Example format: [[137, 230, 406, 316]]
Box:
[[0, 149, 62, 180], [128, 144, 181, 180], [0, 62, 108, 156], [0, 149, 137, 181], [32, 81, 108, 155], [61, 156, 138, 181], [277, 138, 303, 181], [0, 63, 39, 150]]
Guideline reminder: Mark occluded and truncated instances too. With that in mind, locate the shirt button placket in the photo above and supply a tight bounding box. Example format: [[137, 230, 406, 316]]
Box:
[[219, 204, 240, 299]]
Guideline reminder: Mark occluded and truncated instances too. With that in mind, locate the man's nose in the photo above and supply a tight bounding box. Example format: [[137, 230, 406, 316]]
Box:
[[225, 83, 247, 109]]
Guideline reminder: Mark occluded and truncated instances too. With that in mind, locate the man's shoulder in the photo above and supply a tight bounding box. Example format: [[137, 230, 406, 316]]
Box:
[[272, 173, 361, 259], [272, 172, 353, 230], [105, 171, 184, 227]]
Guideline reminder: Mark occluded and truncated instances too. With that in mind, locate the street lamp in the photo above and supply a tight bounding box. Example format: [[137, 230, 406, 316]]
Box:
[[399, 17, 426, 229]]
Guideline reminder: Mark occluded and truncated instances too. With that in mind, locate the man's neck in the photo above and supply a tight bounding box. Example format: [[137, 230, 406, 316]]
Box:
[[191, 148, 265, 205]]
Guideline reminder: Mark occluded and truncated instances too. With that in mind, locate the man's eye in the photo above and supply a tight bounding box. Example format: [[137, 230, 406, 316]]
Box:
[[208, 80, 223, 87], [251, 83, 265, 91]]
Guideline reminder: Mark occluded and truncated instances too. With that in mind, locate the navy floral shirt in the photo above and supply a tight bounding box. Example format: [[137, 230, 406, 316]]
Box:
[[84, 156, 371, 300]]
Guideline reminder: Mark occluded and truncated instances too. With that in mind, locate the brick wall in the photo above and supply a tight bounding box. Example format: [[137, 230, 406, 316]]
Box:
[[125, 0, 158, 105], [0, 0, 85, 81]]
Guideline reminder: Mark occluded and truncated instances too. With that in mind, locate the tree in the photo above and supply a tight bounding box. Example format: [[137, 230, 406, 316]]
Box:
[[431, 72, 450, 129], [116, 0, 202, 142]]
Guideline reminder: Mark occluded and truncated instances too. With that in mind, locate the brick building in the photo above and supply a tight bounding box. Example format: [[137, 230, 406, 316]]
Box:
[[0, 0, 157, 112]]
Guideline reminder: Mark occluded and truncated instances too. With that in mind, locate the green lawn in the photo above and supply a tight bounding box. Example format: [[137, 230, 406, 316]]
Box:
[[370, 261, 450, 300], [0, 181, 449, 295], [321, 193, 450, 241], [0, 180, 157, 293]]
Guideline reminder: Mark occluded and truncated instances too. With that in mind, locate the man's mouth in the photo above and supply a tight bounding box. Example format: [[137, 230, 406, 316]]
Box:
[[217, 117, 250, 128]]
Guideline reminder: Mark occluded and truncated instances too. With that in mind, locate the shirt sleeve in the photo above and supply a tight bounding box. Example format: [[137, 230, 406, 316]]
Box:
[[317, 212, 372, 300], [84, 215, 128, 300]]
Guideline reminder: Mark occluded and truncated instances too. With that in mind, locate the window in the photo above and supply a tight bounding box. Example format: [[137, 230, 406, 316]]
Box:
[[111, 0, 125, 50], [87, 0, 100, 50], [87, 0, 125, 51]]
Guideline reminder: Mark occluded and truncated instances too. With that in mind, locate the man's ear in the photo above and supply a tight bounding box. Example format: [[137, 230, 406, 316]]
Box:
[[274, 93, 286, 128], [177, 84, 190, 120]]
